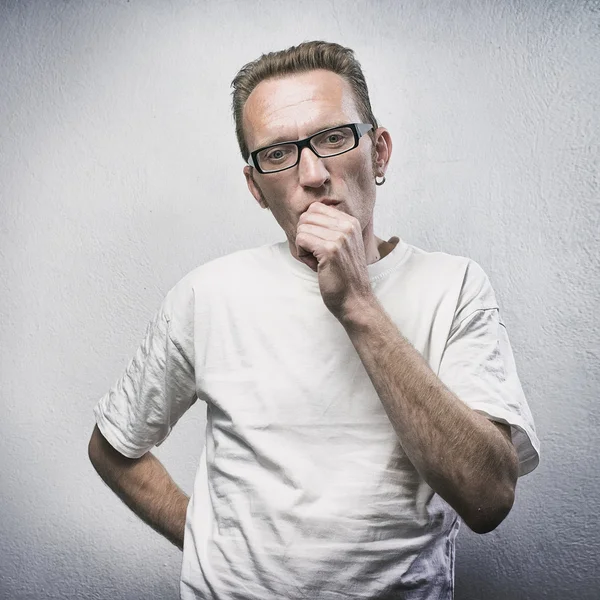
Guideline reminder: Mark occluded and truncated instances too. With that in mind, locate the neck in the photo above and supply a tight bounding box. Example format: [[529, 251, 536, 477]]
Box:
[[368, 236, 382, 264]]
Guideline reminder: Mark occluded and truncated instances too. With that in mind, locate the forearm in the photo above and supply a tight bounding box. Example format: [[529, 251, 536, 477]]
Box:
[[340, 298, 517, 532], [89, 427, 189, 550]]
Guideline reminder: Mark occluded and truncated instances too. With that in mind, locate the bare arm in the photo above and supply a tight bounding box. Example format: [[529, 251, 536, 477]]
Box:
[[340, 299, 519, 534], [88, 424, 189, 550]]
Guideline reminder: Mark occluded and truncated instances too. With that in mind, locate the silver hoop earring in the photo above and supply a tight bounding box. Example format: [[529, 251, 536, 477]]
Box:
[[375, 175, 386, 186]]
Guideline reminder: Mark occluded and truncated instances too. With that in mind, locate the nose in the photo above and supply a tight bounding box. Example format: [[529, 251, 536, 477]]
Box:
[[297, 146, 330, 189]]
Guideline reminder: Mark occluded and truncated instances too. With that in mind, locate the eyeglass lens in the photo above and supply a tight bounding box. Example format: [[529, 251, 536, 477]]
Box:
[[257, 126, 356, 173]]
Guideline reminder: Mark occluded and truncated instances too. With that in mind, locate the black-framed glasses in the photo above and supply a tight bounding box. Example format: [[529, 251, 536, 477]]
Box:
[[247, 122, 374, 174]]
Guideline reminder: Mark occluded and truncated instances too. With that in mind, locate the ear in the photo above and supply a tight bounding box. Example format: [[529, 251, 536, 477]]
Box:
[[373, 127, 392, 177], [243, 166, 266, 207]]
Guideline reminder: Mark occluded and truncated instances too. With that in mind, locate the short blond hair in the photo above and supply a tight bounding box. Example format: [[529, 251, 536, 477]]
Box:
[[231, 40, 379, 163]]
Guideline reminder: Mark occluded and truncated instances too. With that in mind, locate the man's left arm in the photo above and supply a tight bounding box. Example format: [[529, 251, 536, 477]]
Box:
[[339, 298, 519, 535]]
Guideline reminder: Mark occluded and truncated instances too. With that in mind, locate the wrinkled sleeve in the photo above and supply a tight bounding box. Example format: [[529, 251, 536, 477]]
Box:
[[93, 296, 198, 459], [437, 265, 540, 477]]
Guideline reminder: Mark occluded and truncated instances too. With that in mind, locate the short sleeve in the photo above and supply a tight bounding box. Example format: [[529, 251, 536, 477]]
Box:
[[93, 297, 198, 459], [438, 271, 540, 477]]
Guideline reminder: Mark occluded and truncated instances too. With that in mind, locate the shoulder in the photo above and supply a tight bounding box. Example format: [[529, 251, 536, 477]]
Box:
[[404, 243, 492, 292], [401, 242, 499, 318]]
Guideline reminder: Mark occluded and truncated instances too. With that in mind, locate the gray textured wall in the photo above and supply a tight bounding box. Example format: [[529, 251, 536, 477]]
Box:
[[1, 1, 598, 599]]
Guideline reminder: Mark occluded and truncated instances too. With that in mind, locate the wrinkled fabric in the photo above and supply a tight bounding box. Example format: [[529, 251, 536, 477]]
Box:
[[94, 237, 540, 600]]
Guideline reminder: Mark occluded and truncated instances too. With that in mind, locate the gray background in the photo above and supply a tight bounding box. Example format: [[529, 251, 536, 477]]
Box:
[[1, 0, 599, 598]]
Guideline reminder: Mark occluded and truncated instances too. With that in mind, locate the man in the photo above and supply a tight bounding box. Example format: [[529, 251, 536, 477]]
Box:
[[89, 41, 540, 599]]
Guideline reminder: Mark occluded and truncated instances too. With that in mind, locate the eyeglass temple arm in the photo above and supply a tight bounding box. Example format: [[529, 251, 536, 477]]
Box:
[[357, 123, 374, 136]]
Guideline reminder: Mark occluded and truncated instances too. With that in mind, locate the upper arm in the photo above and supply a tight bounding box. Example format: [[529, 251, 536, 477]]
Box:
[[490, 420, 519, 488], [493, 421, 511, 444], [88, 423, 136, 465]]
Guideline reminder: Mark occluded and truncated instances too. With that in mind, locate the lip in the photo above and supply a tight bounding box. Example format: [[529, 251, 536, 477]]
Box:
[[302, 199, 341, 215]]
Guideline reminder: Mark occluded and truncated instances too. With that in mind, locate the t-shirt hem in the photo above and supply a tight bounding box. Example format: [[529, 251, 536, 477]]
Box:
[[93, 401, 149, 459]]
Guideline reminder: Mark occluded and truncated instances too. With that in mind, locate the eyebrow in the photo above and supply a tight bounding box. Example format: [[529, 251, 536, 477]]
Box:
[[256, 121, 351, 150]]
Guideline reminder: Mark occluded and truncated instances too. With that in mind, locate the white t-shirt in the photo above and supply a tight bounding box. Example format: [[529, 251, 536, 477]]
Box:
[[94, 237, 540, 600]]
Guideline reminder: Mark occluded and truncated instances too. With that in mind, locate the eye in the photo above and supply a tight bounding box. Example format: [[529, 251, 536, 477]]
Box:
[[265, 147, 291, 161]]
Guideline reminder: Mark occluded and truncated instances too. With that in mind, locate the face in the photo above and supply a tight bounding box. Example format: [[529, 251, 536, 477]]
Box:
[[242, 69, 392, 261]]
